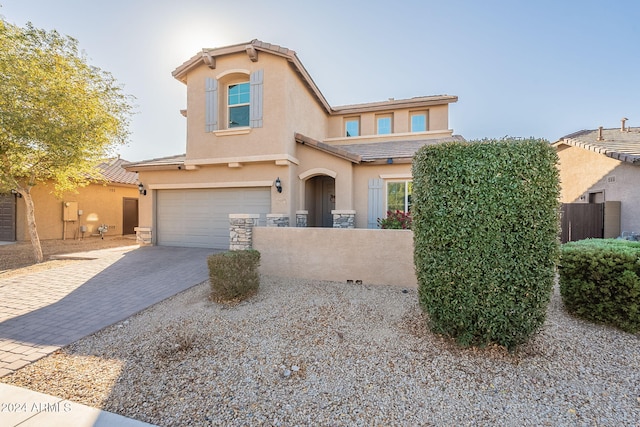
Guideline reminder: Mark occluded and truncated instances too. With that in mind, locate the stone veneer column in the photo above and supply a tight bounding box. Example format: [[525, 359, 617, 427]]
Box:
[[134, 227, 152, 246], [331, 210, 356, 229], [229, 214, 260, 250], [295, 210, 308, 227], [266, 213, 289, 227]]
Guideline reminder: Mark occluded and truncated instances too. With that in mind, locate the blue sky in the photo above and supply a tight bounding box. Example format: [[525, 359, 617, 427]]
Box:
[[1, 0, 638, 161]]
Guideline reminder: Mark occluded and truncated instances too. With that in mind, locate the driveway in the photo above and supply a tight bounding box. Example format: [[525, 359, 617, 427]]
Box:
[[0, 245, 215, 377]]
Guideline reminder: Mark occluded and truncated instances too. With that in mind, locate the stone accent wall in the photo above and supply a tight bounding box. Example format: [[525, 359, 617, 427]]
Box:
[[134, 227, 152, 246], [331, 210, 356, 229], [266, 213, 289, 227], [296, 210, 308, 227], [229, 214, 260, 250]]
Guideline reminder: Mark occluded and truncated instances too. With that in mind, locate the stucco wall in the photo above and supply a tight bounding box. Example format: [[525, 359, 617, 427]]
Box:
[[15, 183, 138, 241], [327, 104, 450, 139], [253, 227, 417, 288], [184, 52, 329, 162], [557, 144, 640, 233]]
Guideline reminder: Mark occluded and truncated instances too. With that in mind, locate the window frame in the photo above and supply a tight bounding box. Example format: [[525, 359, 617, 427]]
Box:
[[376, 113, 393, 135], [410, 111, 428, 133], [344, 117, 360, 137], [386, 180, 412, 213], [227, 81, 250, 128]]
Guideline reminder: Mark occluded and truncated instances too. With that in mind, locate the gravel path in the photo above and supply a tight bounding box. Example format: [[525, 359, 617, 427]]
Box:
[[2, 276, 639, 426]]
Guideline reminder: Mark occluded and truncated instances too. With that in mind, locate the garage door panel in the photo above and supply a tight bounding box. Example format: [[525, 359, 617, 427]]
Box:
[[156, 188, 270, 249]]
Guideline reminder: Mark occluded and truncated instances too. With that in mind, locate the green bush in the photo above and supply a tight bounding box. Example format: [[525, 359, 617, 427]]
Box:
[[378, 210, 412, 229], [559, 239, 640, 333], [208, 250, 260, 302], [412, 138, 560, 350]]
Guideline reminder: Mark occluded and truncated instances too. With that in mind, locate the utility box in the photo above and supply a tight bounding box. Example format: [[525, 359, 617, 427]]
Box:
[[63, 201, 79, 221]]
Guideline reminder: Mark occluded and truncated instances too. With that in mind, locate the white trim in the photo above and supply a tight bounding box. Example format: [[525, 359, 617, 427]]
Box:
[[299, 168, 337, 180], [149, 181, 273, 190], [213, 128, 251, 136], [324, 129, 453, 143], [185, 154, 299, 167], [379, 173, 412, 179]]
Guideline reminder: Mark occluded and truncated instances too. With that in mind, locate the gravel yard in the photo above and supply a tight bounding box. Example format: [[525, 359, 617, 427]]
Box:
[[1, 274, 639, 426]]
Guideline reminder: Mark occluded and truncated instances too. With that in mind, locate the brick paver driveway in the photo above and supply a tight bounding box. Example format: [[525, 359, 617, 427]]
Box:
[[0, 246, 215, 377]]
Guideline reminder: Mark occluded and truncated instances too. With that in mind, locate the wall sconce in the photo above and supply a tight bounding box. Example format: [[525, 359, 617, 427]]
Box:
[[10, 189, 22, 198], [138, 183, 147, 196], [274, 177, 282, 193]]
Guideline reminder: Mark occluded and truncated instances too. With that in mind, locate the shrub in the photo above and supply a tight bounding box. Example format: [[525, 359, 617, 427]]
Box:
[[208, 249, 260, 302], [412, 138, 560, 350], [559, 239, 640, 333], [378, 210, 412, 229]]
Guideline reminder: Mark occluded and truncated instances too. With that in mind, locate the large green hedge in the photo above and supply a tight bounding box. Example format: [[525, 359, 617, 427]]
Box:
[[412, 138, 560, 350], [559, 239, 640, 333]]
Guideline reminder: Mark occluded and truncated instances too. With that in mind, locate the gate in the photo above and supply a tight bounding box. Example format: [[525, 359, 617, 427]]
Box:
[[560, 203, 604, 243], [0, 194, 16, 241]]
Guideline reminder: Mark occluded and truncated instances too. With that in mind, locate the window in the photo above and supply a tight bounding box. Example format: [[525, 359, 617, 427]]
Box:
[[410, 111, 427, 132], [228, 82, 250, 127], [345, 118, 360, 137], [387, 181, 412, 212], [376, 114, 393, 135]]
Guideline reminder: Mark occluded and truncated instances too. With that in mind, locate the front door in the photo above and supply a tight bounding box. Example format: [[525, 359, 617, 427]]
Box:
[[122, 197, 139, 235], [307, 176, 336, 227]]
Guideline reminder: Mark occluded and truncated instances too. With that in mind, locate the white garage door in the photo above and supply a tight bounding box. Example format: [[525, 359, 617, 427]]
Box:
[[156, 188, 270, 249]]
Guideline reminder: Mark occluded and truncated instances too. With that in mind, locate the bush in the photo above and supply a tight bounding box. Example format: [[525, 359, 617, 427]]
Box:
[[559, 239, 640, 333], [378, 210, 412, 229], [412, 138, 560, 350], [208, 250, 260, 302]]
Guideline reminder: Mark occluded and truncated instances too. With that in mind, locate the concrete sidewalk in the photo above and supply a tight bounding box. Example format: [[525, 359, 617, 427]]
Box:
[[0, 244, 215, 426], [0, 383, 156, 426]]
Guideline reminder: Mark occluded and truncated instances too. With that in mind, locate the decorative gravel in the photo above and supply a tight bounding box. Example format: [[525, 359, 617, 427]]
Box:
[[2, 276, 639, 426]]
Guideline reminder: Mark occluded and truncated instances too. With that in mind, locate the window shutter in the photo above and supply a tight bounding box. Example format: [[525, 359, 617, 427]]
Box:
[[250, 69, 263, 128], [205, 77, 218, 132], [367, 178, 385, 228]]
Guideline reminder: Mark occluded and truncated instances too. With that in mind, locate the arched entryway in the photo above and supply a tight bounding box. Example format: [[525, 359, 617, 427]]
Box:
[[305, 175, 335, 227]]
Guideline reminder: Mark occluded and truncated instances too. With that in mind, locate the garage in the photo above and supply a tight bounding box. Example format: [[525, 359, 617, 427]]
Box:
[[156, 188, 270, 249]]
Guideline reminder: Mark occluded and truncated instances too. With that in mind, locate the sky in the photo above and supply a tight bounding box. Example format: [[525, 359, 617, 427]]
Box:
[[1, 0, 638, 161]]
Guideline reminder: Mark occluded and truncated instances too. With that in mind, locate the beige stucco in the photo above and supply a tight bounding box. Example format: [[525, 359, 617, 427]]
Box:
[[253, 227, 417, 287], [130, 41, 458, 245], [556, 143, 640, 234], [15, 182, 139, 241]]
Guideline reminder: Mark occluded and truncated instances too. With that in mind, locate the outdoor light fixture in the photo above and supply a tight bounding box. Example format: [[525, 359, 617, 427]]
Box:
[[138, 183, 147, 196], [274, 177, 282, 193], [10, 189, 22, 198]]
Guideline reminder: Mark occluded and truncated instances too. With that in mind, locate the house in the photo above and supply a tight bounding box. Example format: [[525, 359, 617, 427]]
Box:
[[126, 39, 463, 249], [553, 120, 640, 241], [0, 158, 140, 241]]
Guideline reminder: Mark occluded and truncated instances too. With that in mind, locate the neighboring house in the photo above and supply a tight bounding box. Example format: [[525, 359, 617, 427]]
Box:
[[0, 158, 139, 241], [126, 39, 463, 249], [553, 120, 640, 241]]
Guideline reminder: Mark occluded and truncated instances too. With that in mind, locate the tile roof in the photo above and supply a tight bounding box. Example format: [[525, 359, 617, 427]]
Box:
[[556, 127, 640, 165], [123, 154, 186, 171], [295, 133, 466, 163], [97, 157, 138, 185], [340, 136, 466, 162]]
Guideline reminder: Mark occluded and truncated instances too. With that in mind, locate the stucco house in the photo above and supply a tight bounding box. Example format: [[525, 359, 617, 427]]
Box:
[[553, 120, 640, 241], [0, 157, 139, 242], [126, 39, 463, 249]]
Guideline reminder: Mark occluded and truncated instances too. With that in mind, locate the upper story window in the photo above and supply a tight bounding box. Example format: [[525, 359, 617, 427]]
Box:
[[376, 114, 393, 135], [204, 70, 263, 133], [345, 117, 360, 137], [228, 82, 250, 128], [410, 111, 428, 132]]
